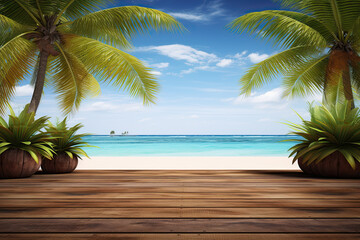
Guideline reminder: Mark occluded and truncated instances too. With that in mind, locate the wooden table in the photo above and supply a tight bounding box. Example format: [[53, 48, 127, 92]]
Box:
[[0, 170, 359, 239]]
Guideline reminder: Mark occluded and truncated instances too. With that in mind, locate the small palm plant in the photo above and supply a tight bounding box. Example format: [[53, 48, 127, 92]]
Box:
[[0, 104, 53, 178], [286, 101, 360, 178], [41, 118, 92, 173]]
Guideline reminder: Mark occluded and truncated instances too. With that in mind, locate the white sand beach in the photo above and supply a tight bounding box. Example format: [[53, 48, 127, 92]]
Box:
[[78, 156, 299, 170]]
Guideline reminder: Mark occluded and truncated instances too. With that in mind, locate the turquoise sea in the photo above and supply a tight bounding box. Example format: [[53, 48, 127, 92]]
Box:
[[84, 135, 301, 157]]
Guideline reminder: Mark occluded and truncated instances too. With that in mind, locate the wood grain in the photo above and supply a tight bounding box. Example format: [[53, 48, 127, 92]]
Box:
[[0, 170, 359, 239], [1, 207, 359, 218], [1, 234, 360, 240], [1, 219, 360, 233]]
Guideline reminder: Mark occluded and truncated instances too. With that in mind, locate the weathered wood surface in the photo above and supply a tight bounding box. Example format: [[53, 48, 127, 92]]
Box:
[[0, 170, 359, 239]]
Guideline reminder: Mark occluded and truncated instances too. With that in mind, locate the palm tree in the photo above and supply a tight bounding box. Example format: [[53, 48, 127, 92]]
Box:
[[229, 0, 360, 108], [0, 0, 183, 114]]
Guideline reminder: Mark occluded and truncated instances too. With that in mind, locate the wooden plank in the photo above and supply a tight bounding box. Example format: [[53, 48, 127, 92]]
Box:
[[2, 178, 358, 185], [1, 182, 359, 187], [2, 186, 359, 195], [1, 191, 359, 199], [0, 219, 359, 233], [27, 173, 359, 180], [1, 207, 360, 218], [41, 170, 309, 176], [0, 170, 359, 239], [19, 169, 359, 178], [1, 198, 359, 208], [1, 234, 360, 240], [2, 174, 358, 183]]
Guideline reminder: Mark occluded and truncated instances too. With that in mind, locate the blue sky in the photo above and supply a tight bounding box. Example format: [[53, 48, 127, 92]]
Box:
[[11, 0, 321, 135]]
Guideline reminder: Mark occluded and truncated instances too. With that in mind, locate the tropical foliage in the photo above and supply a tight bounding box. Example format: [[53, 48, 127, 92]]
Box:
[[0, 104, 53, 163], [0, 0, 183, 114], [286, 101, 360, 169], [228, 0, 360, 108], [45, 118, 92, 159]]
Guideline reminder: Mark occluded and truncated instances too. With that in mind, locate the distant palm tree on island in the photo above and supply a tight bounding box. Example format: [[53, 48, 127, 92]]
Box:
[[110, 130, 115, 136], [229, 0, 360, 108], [0, 0, 183, 114]]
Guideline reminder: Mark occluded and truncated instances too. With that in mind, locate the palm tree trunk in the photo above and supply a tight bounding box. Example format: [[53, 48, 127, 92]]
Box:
[[342, 64, 355, 109], [28, 50, 49, 114]]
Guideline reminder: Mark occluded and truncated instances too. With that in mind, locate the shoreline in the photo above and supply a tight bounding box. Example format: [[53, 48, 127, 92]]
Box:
[[78, 156, 299, 170]]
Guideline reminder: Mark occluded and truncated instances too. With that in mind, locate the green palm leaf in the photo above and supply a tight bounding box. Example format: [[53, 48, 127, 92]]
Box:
[[0, 14, 31, 46], [0, 0, 40, 25], [62, 34, 159, 105], [60, 6, 184, 48], [0, 37, 37, 114], [49, 43, 100, 114], [27, 0, 110, 21], [0, 0, 182, 114], [229, 0, 360, 107], [283, 54, 329, 97], [240, 45, 321, 95], [228, 10, 328, 49]]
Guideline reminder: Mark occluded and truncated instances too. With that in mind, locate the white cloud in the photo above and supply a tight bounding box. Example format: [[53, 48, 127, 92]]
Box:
[[234, 51, 248, 59], [83, 101, 118, 112], [200, 88, 237, 93], [189, 114, 199, 119], [216, 59, 233, 67], [181, 65, 213, 75], [149, 62, 169, 69], [258, 118, 273, 122], [169, 0, 225, 22], [15, 84, 33, 96], [150, 70, 162, 76], [138, 117, 152, 123], [232, 88, 288, 110], [181, 68, 196, 75], [248, 53, 270, 63], [137, 44, 217, 64], [82, 101, 143, 112], [170, 13, 205, 21], [248, 88, 283, 104], [221, 97, 236, 102]]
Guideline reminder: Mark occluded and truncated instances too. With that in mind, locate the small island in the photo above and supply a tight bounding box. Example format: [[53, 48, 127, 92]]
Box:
[[109, 131, 129, 136]]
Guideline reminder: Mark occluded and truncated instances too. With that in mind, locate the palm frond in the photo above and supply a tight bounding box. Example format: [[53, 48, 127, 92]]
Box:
[[0, 0, 40, 25], [351, 61, 360, 94], [0, 37, 37, 114], [62, 34, 159, 104], [283, 54, 329, 98], [59, 6, 184, 48], [48, 43, 100, 115], [240, 45, 321, 95], [331, 0, 360, 33], [278, 0, 337, 35], [228, 10, 328, 49], [60, 0, 111, 21], [351, 16, 360, 50], [0, 14, 31, 46], [14, 0, 109, 24], [280, 0, 360, 35]]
